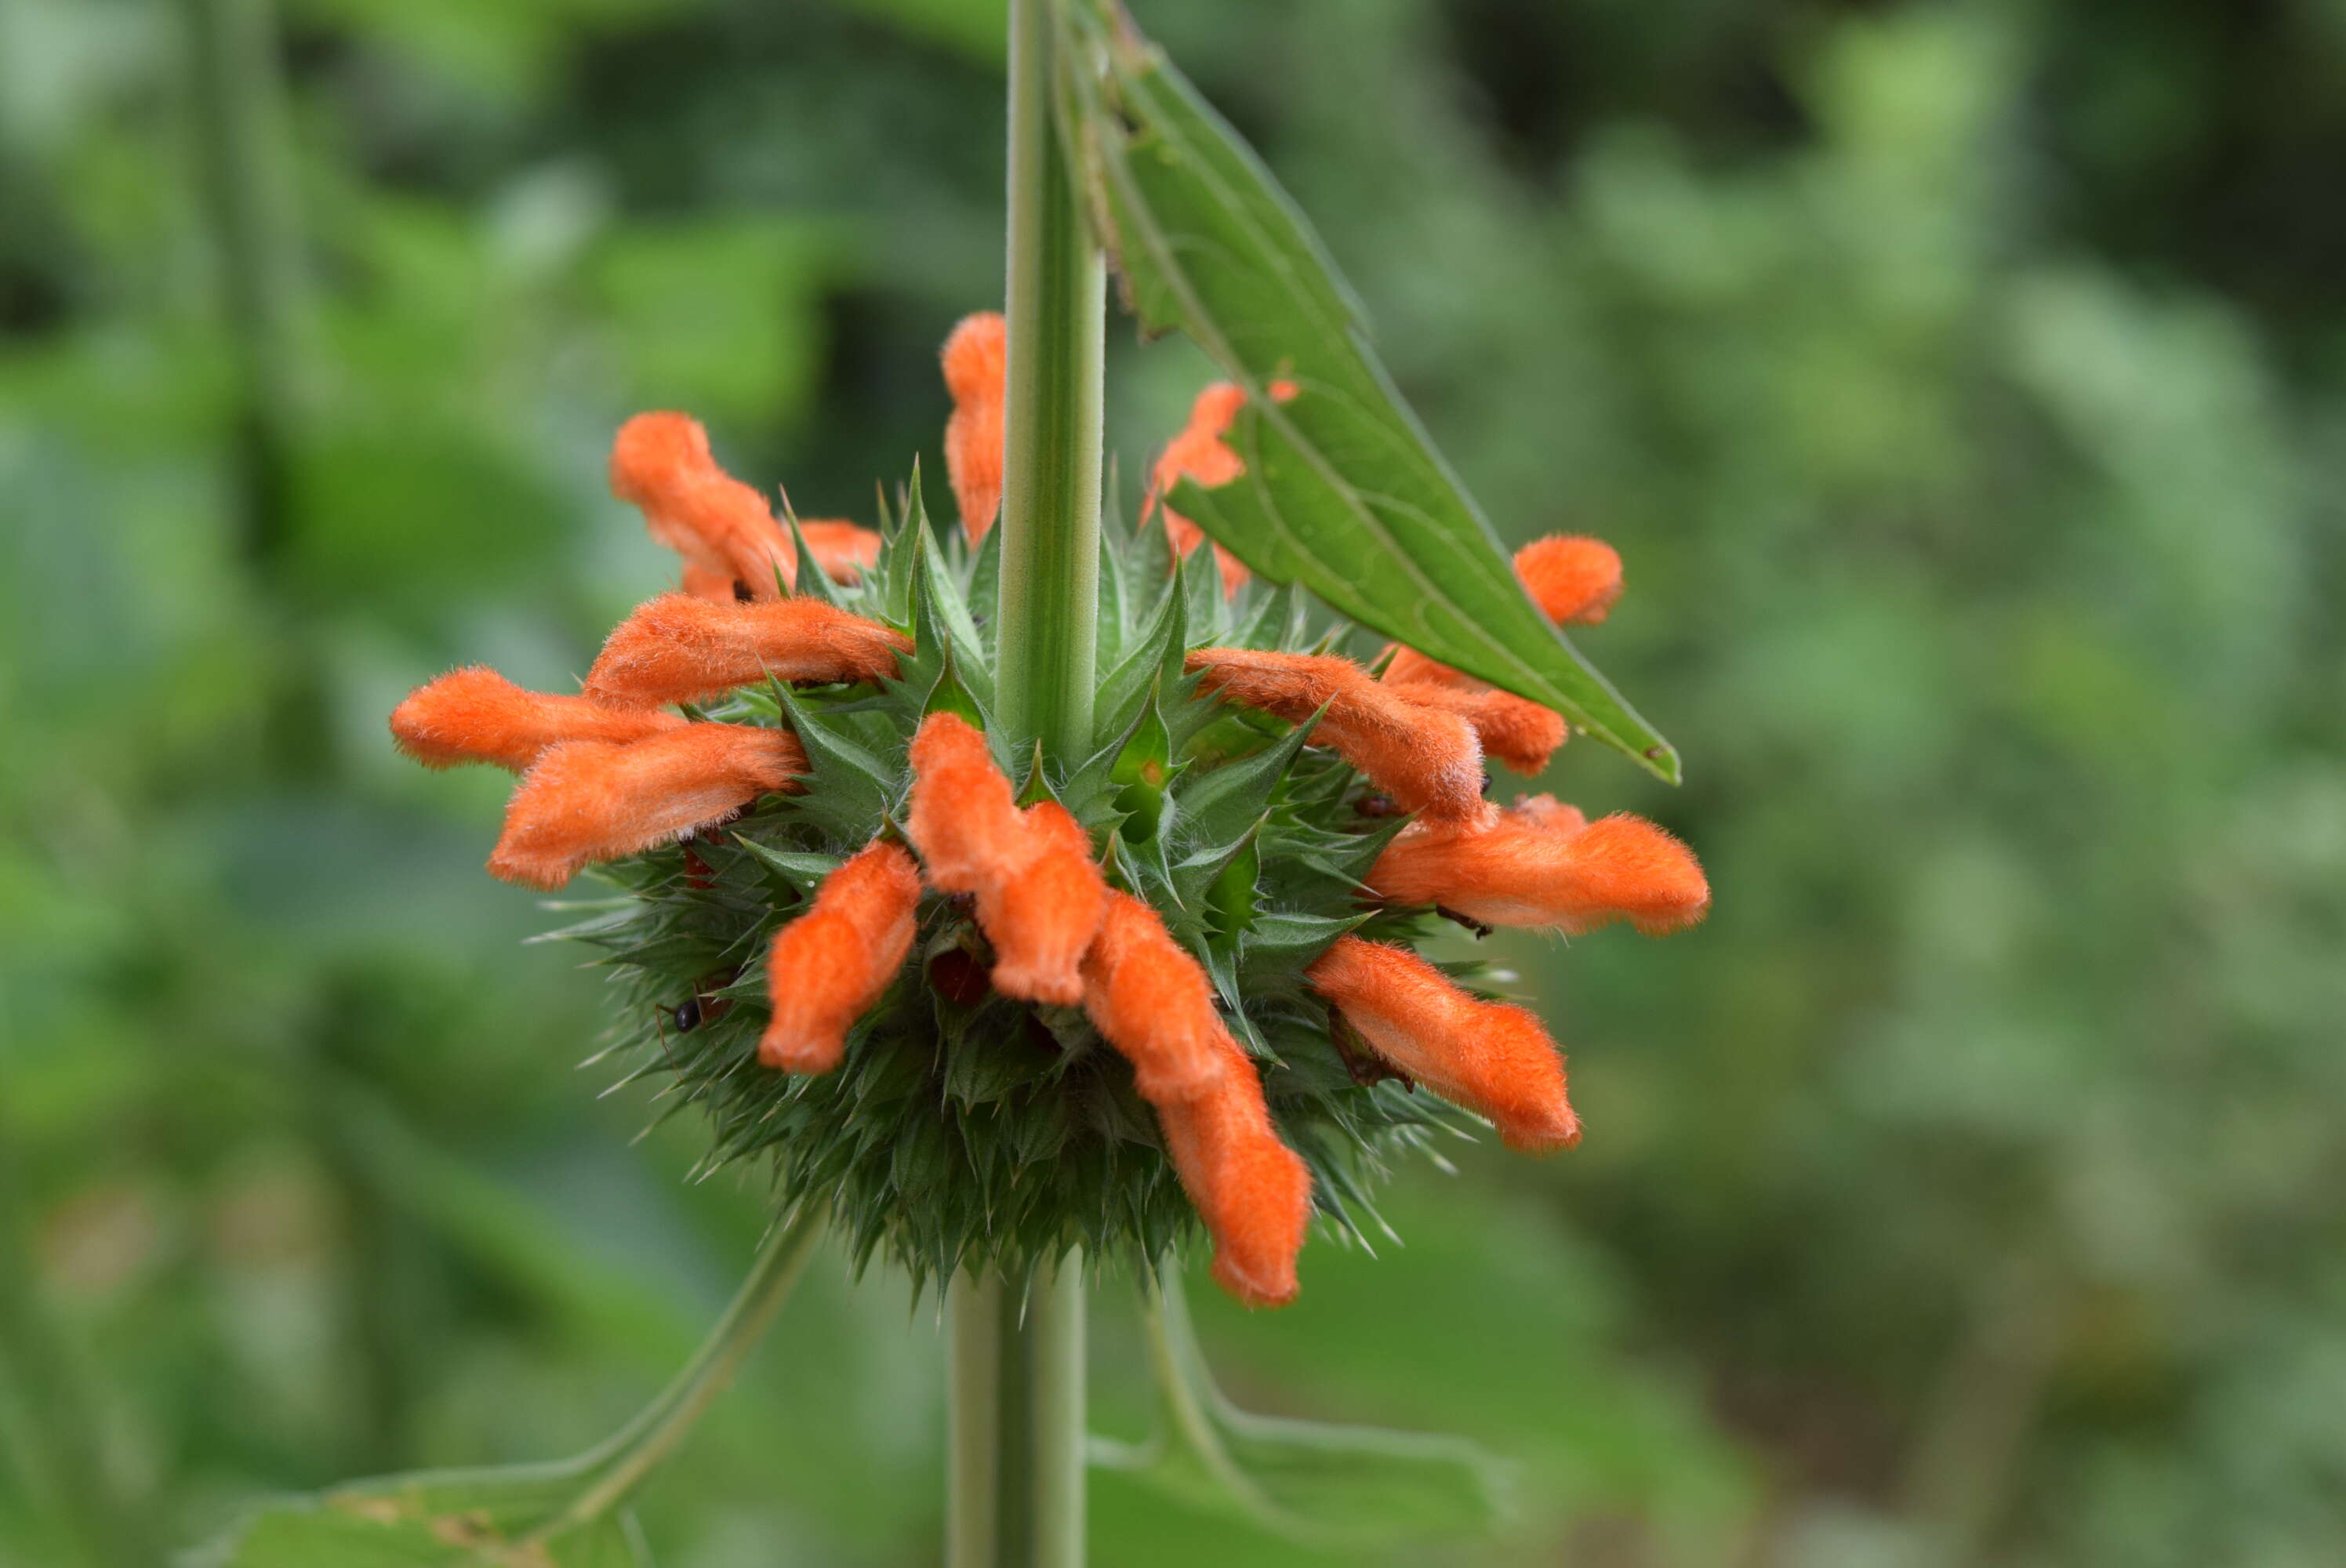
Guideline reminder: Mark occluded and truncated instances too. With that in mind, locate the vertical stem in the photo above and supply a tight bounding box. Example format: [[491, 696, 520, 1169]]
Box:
[[948, 1254, 1088, 1568], [993, 0, 1106, 758]]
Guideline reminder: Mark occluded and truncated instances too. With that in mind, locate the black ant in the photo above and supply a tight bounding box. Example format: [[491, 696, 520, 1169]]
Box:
[[661, 967, 740, 1036]]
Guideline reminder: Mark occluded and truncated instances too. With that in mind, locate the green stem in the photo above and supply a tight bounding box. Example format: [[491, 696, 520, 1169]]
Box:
[[948, 1254, 1088, 1568], [519, 1206, 827, 1538], [993, 0, 1106, 759]]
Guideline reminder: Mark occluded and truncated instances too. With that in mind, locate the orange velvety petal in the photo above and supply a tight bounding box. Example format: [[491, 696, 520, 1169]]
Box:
[[976, 802, 1108, 1007], [1185, 648, 1487, 819], [1306, 935, 1579, 1153], [1389, 683, 1567, 775], [608, 412, 797, 599], [942, 312, 1006, 544], [390, 666, 685, 771], [1144, 380, 1298, 597], [796, 520, 884, 584], [581, 593, 911, 709], [1367, 805, 1709, 935], [1077, 890, 1239, 1105], [903, 712, 1029, 896], [486, 724, 805, 890], [1515, 534, 1623, 626], [1156, 1056, 1313, 1308], [758, 838, 923, 1073]]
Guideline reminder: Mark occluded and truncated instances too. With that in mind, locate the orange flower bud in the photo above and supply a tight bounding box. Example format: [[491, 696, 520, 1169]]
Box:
[[582, 593, 911, 709], [1368, 805, 1709, 936], [681, 562, 742, 604], [488, 724, 804, 889], [390, 666, 684, 772], [942, 312, 1006, 544], [1078, 890, 1238, 1104], [1305, 936, 1578, 1153], [796, 520, 884, 584], [758, 838, 923, 1073], [903, 712, 1028, 896], [1144, 380, 1298, 597], [1186, 648, 1487, 819], [977, 802, 1108, 1007], [1509, 792, 1587, 834], [609, 412, 797, 598], [1156, 1058, 1313, 1308], [1380, 533, 1625, 688], [1389, 683, 1567, 776], [1516, 534, 1623, 626]]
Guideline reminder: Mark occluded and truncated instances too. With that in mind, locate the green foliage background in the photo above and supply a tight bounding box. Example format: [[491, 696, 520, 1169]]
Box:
[[3, 0, 2341, 1563]]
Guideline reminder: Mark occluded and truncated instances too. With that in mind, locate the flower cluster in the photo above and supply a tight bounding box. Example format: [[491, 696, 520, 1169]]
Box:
[[389, 313, 1707, 1305]]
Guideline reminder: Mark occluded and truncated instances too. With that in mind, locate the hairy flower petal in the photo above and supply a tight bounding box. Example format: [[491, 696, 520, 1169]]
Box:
[[1144, 379, 1298, 597], [759, 838, 922, 1073], [1369, 805, 1709, 935], [1078, 891, 1237, 1104], [978, 802, 1108, 1007], [1157, 1056, 1313, 1308], [904, 712, 1028, 895], [1306, 936, 1579, 1152], [390, 666, 684, 771], [609, 412, 797, 598], [1516, 534, 1623, 626], [1389, 683, 1567, 775], [582, 593, 910, 708], [1186, 648, 1487, 819], [942, 312, 1006, 544], [796, 520, 885, 584], [487, 724, 805, 889]]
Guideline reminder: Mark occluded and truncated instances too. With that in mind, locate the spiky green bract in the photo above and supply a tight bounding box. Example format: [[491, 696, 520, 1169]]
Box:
[[547, 472, 1487, 1296]]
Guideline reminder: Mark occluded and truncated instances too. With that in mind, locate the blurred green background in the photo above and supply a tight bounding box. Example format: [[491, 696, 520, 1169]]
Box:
[[4, 0, 2343, 1563]]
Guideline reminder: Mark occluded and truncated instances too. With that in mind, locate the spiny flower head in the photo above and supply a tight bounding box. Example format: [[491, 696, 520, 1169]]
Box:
[[385, 323, 1707, 1305]]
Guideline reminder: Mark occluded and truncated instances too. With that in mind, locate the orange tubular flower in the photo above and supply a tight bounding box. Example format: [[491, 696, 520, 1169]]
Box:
[[1078, 891, 1239, 1103], [1186, 648, 1487, 819], [758, 839, 923, 1073], [942, 312, 1006, 544], [390, 666, 684, 771], [581, 593, 911, 709], [1156, 1057, 1313, 1308], [1383, 532, 1625, 688], [1388, 682, 1567, 776], [903, 711, 1028, 895], [487, 724, 805, 890], [796, 520, 885, 584], [1305, 936, 1579, 1153], [977, 802, 1108, 1007], [1368, 803, 1710, 936], [1144, 379, 1298, 597], [609, 412, 797, 598]]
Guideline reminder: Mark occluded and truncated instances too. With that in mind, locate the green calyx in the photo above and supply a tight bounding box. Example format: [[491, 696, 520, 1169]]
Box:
[[549, 474, 1478, 1295]]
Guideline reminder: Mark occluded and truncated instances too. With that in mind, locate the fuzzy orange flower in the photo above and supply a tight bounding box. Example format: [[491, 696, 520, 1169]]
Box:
[[1384, 682, 1567, 776], [1384, 533, 1624, 688], [488, 724, 805, 890], [1155, 1054, 1313, 1308], [1143, 379, 1298, 597], [1368, 803, 1709, 936], [794, 520, 885, 584], [903, 712, 1028, 895], [759, 838, 923, 1073], [610, 412, 798, 597], [1078, 891, 1240, 1104], [581, 593, 911, 709], [942, 312, 1007, 544], [1186, 648, 1487, 818], [976, 802, 1108, 1007], [1306, 936, 1578, 1153], [390, 666, 684, 772]]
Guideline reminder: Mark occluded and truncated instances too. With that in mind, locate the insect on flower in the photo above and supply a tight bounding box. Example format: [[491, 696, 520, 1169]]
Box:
[[385, 319, 1705, 1308]]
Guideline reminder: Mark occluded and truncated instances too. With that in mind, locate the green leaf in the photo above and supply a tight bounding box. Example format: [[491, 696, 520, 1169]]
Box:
[[1091, 1266, 1514, 1547], [1061, 2, 1680, 782], [191, 1488, 652, 1568]]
